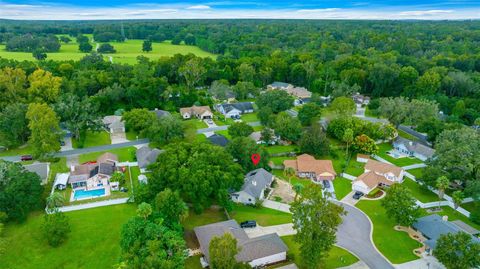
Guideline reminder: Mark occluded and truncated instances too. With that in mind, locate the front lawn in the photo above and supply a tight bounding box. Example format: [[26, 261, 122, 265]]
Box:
[[215, 129, 232, 140], [402, 178, 439, 203], [265, 145, 298, 155], [230, 204, 292, 226], [241, 112, 258, 123], [376, 143, 424, 167], [0, 204, 136, 269], [280, 235, 358, 269], [356, 199, 422, 264], [334, 177, 353, 200], [72, 130, 111, 148], [78, 146, 136, 163], [184, 119, 208, 129], [0, 144, 33, 157]]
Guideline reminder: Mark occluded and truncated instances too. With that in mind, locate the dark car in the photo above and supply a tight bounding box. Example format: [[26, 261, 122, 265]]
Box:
[[352, 191, 364, 200], [20, 155, 33, 161], [60, 140, 66, 146], [240, 220, 257, 228]]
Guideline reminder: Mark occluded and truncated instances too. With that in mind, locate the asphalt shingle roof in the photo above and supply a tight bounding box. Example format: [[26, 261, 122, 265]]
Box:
[[394, 136, 435, 159], [136, 146, 162, 168], [207, 134, 229, 147], [240, 168, 273, 199]]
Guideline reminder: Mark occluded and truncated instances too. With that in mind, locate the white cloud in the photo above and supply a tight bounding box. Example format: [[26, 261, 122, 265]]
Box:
[[186, 5, 211, 10], [399, 9, 454, 16]]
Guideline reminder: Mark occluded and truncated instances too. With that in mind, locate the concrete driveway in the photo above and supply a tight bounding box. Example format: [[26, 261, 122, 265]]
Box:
[[335, 202, 394, 269]]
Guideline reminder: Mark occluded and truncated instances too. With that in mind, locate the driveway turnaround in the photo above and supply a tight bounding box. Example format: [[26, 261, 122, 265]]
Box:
[[335, 202, 394, 269]]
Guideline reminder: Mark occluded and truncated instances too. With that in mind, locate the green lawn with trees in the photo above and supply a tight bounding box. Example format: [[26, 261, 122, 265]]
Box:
[[78, 146, 136, 163], [72, 130, 111, 148], [402, 178, 439, 203], [356, 199, 422, 264], [0, 204, 136, 269], [376, 143, 424, 166], [230, 204, 292, 226], [333, 177, 353, 200]]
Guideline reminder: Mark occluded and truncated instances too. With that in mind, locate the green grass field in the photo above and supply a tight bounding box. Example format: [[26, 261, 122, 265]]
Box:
[[402, 178, 439, 203], [230, 204, 292, 226], [376, 143, 424, 167], [333, 177, 353, 200], [266, 145, 298, 154], [241, 112, 258, 123], [0, 39, 216, 64], [280, 235, 358, 269], [72, 131, 111, 148], [344, 159, 365, 176], [78, 146, 136, 163], [356, 199, 422, 264], [0, 204, 136, 269]]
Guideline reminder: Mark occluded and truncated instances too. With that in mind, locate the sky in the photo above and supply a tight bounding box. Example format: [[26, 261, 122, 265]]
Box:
[[1, 0, 480, 20]]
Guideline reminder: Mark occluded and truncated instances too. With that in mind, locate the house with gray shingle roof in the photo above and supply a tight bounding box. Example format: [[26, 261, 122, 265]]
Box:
[[412, 214, 480, 254], [23, 162, 50, 185], [392, 136, 435, 161], [150, 109, 171, 119], [194, 220, 287, 268], [215, 102, 254, 118], [136, 145, 162, 172], [231, 168, 273, 205]]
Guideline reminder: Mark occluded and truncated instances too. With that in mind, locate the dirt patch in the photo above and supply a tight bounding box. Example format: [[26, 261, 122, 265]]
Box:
[[184, 230, 200, 249], [269, 178, 296, 204]]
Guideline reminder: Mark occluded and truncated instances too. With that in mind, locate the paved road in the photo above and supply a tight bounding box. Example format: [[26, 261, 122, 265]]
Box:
[[0, 139, 150, 162], [335, 202, 394, 269]]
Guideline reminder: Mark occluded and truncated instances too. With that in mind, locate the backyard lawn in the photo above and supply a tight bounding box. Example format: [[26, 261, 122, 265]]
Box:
[[72, 130, 111, 148], [435, 206, 480, 230], [182, 207, 227, 249], [270, 156, 295, 166], [280, 235, 358, 269], [230, 204, 292, 226], [376, 143, 424, 167], [265, 145, 298, 155], [185, 255, 203, 269], [78, 146, 136, 163], [402, 178, 439, 203], [0, 204, 136, 269], [344, 159, 365, 176], [334, 177, 353, 200], [407, 168, 424, 179], [461, 201, 479, 214], [356, 199, 422, 264], [272, 169, 313, 191]]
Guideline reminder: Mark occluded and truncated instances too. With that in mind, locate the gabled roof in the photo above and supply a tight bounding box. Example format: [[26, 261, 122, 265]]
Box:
[[97, 152, 118, 164], [180, 105, 212, 116], [284, 154, 336, 176], [102, 115, 122, 126], [413, 214, 480, 249], [270, 82, 291, 88], [354, 171, 392, 189], [194, 220, 287, 263], [98, 163, 115, 176], [207, 134, 229, 147], [365, 159, 403, 178], [136, 146, 162, 168], [394, 136, 435, 159], [54, 173, 69, 187], [151, 109, 171, 119], [239, 168, 273, 198], [23, 162, 49, 181]]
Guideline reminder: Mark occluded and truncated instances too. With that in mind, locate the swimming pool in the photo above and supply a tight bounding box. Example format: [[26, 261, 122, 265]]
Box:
[[73, 188, 106, 200]]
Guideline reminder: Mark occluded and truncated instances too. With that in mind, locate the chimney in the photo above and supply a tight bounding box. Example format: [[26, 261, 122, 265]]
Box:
[[442, 215, 448, 221]]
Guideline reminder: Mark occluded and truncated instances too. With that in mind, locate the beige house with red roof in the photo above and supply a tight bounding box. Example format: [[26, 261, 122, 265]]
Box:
[[283, 154, 336, 183], [180, 105, 213, 120], [352, 159, 405, 194]]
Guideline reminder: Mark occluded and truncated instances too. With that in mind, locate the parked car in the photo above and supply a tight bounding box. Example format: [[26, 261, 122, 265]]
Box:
[[323, 180, 331, 188], [352, 191, 364, 200], [240, 220, 257, 228], [60, 140, 66, 146], [20, 155, 33, 161]]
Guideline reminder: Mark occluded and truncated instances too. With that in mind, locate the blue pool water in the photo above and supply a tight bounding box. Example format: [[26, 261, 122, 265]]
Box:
[[73, 188, 106, 200]]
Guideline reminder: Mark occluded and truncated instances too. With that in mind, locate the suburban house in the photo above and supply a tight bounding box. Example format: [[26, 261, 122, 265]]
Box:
[[24, 162, 50, 185], [68, 152, 119, 201], [352, 159, 405, 194], [136, 145, 162, 172], [150, 108, 171, 119], [194, 220, 288, 268], [180, 105, 213, 120], [102, 115, 125, 134], [207, 134, 230, 147], [211, 90, 236, 103], [392, 136, 435, 161], [283, 154, 336, 183], [267, 82, 312, 106], [215, 102, 254, 118], [249, 131, 279, 145], [412, 214, 480, 254], [231, 168, 274, 205], [352, 93, 370, 108]]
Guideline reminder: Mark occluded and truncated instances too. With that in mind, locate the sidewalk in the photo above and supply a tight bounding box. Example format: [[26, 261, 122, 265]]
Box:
[[56, 198, 129, 213], [262, 200, 291, 213]]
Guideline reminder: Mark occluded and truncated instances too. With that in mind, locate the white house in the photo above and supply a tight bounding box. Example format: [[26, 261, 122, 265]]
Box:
[[53, 173, 69, 190], [352, 159, 404, 194], [215, 102, 254, 118], [231, 168, 273, 205], [392, 137, 435, 161], [194, 220, 288, 268]]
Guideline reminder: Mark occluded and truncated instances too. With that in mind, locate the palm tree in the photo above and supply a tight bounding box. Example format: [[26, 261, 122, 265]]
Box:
[[293, 183, 304, 201], [46, 192, 65, 212], [452, 191, 464, 209], [436, 176, 450, 200], [283, 167, 296, 184]]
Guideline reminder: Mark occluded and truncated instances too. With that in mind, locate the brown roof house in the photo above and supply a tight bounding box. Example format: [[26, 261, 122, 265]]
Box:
[[283, 154, 336, 183], [267, 82, 312, 106], [352, 159, 405, 194], [194, 220, 288, 268], [180, 105, 213, 120], [68, 152, 119, 201]]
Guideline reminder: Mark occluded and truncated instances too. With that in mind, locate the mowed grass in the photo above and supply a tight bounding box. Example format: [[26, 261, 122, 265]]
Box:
[[402, 178, 439, 203], [356, 199, 421, 264], [78, 146, 136, 163], [230, 204, 292, 226], [265, 145, 298, 155], [241, 112, 258, 123], [344, 159, 365, 176], [376, 143, 424, 167], [0, 204, 136, 269], [0, 144, 32, 157], [280, 235, 358, 269], [0, 39, 216, 64], [333, 177, 353, 200], [72, 131, 111, 148]]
